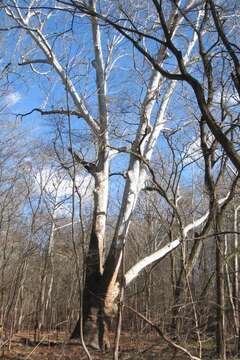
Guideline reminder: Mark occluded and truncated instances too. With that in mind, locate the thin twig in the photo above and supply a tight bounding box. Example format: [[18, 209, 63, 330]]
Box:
[[125, 304, 201, 360]]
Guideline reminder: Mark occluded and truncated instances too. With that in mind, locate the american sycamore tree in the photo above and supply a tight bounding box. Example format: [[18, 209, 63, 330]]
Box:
[[2, 0, 239, 358]]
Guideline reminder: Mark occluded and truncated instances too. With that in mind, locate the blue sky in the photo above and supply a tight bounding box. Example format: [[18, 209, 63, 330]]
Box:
[[2, 0, 228, 219]]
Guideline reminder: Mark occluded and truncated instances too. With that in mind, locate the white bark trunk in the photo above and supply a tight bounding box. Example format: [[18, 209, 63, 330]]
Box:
[[104, 13, 201, 310], [113, 14, 200, 249], [93, 169, 109, 273], [90, 0, 109, 272]]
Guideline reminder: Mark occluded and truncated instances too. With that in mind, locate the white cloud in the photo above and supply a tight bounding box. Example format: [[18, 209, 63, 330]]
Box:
[[6, 92, 21, 106], [1, 92, 22, 110], [213, 90, 240, 107], [34, 167, 93, 216]]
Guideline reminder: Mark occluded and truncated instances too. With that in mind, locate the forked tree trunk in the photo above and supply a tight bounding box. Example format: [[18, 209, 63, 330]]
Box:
[[69, 4, 202, 351], [70, 198, 221, 350], [3, 1, 203, 351]]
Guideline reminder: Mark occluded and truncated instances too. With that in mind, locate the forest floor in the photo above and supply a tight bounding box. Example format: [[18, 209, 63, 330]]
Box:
[[0, 330, 238, 359]]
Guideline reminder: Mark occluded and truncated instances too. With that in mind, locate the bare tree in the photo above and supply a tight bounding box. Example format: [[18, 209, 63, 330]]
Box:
[[1, 1, 240, 356], [67, 0, 240, 171]]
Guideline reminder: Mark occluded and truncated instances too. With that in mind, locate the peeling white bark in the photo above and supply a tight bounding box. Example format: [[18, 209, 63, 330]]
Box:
[[93, 169, 109, 273], [90, 0, 109, 272], [103, 11, 202, 308], [112, 19, 200, 250], [111, 56, 165, 248]]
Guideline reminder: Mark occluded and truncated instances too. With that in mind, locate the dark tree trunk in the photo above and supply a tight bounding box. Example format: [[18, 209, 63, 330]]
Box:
[[70, 276, 113, 350], [70, 230, 112, 351]]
